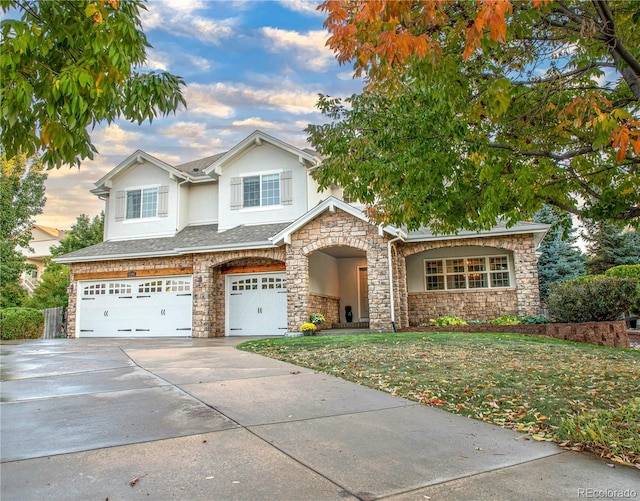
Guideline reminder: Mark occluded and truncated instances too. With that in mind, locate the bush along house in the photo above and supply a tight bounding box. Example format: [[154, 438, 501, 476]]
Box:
[[55, 130, 549, 338]]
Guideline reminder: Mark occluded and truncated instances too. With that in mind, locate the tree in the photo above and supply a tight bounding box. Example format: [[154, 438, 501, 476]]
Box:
[[26, 212, 106, 309], [50, 212, 104, 258], [582, 221, 640, 275], [1, 0, 187, 169], [308, 0, 640, 232], [24, 263, 71, 309], [0, 155, 47, 308], [532, 205, 585, 300]]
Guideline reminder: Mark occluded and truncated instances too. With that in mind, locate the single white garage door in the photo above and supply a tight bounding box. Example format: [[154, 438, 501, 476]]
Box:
[[77, 276, 192, 337], [226, 273, 287, 336]]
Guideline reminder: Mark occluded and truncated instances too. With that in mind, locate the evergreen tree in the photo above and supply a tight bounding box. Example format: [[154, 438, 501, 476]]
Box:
[[533, 206, 585, 300], [583, 222, 640, 275]]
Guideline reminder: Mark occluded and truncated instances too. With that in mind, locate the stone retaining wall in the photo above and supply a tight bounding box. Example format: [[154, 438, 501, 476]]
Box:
[[406, 321, 630, 348], [308, 293, 340, 326]]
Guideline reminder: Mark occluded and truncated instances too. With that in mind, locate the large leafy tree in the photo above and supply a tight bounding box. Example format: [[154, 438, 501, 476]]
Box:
[[1, 0, 186, 168], [50, 212, 104, 258], [0, 155, 47, 307], [26, 212, 106, 309], [532, 205, 585, 299], [308, 0, 639, 232]]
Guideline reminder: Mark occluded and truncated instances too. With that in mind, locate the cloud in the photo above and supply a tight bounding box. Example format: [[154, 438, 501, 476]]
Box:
[[188, 81, 320, 115], [183, 85, 236, 118], [142, 2, 237, 45], [144, 48, 171, 71], [188, 55, 211, 71], [232, 117, 278, 129], [277, 0, 324, 17], [261, 27, 333, 72]]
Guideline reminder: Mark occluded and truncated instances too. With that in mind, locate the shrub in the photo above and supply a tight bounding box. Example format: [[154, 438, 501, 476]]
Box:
[[519, 314, 551, 324], [490, 315, 520, 325], [309, 313, 325, 325], [430, 316, 467, 326], [547, 276, 638, 323], [0, 308, 44, 340], [605, 265, 640, 313], [300, 322, 317, 335]]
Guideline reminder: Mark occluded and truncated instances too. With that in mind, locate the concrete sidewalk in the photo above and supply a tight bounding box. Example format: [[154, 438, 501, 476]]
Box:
[[1, 338, 638, 500]]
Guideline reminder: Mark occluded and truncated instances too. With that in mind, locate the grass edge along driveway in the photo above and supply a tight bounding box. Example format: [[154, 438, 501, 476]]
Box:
[[238, 331, 640, 467]]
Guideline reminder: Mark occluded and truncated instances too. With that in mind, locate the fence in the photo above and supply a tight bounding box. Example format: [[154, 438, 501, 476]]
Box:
[[42, 307, 64, 339]]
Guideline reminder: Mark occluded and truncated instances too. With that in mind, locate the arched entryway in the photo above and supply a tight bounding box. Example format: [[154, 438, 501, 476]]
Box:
[[308, 245, 369, 327]]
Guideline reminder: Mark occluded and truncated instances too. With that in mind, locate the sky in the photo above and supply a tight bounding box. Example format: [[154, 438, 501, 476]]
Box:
[[37, 0, 364, 229]]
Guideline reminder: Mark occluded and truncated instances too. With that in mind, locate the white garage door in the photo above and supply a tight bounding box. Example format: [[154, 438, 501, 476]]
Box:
[[77, 276, 192, 337], [226, 273, 287, 336]]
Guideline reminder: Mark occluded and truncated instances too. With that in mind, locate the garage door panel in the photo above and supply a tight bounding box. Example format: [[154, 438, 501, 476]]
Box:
[[226, 273, 287, 336], [77, 277, 192, 338]]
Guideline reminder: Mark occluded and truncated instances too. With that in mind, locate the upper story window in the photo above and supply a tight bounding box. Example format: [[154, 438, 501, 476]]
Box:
[[243, 173, 280, 208], [126, 187, 158, 219], [115, 185, 168, 222], [230, 171, 291, 211], [424, 255, 511, 291]]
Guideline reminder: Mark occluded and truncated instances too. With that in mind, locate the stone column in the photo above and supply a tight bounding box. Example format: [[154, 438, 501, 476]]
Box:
[[286, 244, 309, 333]]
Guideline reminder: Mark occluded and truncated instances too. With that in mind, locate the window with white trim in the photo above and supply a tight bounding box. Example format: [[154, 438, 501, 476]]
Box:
[[126, 187, 158, 219], [424, 255, 512, 291], [243, 173, 280, 208]]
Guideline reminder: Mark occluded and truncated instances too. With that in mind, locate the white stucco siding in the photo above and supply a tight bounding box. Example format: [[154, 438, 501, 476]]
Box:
[[218, 143, 309, 230], [105, 161, 179, 241], [309, 251, 340, 297], [187, 183, 218, 226], [337, 257, 367, 322]]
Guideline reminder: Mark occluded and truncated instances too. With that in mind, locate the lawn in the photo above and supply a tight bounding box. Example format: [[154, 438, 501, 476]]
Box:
[[238, 331, 640, 466]]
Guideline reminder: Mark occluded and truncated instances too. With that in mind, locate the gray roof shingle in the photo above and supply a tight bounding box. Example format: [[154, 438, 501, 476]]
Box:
[[55, 222, 291, 263]]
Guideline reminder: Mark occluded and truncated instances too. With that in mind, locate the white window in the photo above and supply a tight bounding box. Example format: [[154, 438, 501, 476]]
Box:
[[243, 173, 280, 208], [424, 255, 511, 291], [126, 187, 158, 219]]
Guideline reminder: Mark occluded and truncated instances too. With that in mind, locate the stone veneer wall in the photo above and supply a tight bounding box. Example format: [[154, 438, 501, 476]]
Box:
[[308, 293, 340, 326], [67, 255, 194, 338], [68, 250, 286, 338], [191, 250, 286, 337], [407, 289, 519, 324], [397, 234, 542, 324], [288, 208, 395, 333]]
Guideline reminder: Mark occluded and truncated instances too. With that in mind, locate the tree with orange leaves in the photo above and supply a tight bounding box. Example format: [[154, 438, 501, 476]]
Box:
[[308, 0, 639, 231]]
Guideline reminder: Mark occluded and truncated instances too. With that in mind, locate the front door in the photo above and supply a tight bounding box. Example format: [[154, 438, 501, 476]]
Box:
[[358, 266, 370, 320], [226, 273, 287, 335]]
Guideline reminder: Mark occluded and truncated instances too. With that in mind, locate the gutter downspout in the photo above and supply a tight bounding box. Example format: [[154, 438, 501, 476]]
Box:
[[387, 232, 405, 332]]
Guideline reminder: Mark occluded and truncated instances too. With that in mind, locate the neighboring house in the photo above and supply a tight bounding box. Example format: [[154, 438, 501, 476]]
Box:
[[55, 130, 549, 338], [19, 225, 66, 294]]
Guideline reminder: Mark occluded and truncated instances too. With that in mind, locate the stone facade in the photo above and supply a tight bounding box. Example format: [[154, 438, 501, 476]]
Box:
[[288, 208, 395, 333], [398, 234, 542, 323], [308, 293, 340, 326], [67, 217, 543, 338]]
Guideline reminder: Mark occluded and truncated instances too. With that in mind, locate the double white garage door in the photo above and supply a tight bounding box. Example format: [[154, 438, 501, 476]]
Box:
[[77, 272, 287, 337]]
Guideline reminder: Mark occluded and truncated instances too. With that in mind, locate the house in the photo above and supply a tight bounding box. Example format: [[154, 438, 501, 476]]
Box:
[[55, 130, 549, 338], [19, 225, 66, 294]]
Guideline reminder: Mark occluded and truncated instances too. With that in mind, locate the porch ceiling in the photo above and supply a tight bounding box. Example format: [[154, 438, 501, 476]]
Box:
[[316, 246, 366, 259]]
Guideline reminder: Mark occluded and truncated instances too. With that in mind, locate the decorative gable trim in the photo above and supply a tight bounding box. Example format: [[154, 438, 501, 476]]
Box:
[[203, 130, 319, 176], [270, 197, 398, 245]]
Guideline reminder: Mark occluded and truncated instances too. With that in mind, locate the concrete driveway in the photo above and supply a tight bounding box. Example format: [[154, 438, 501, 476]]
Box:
[[1, 338, 638, 500]]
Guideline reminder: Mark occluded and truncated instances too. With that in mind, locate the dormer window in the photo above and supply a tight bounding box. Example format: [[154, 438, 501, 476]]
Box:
[[126, 187, 158, 219]]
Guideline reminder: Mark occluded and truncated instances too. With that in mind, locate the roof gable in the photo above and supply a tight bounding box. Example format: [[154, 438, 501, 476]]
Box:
[[91, 150, 192, 195], [204, 130, 319, 176]]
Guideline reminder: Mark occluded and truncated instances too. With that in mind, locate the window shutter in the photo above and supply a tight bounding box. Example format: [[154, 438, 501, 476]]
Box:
[[115, 191, 126, 221], [281, 171, 293, 205], [158, 185, 169, 217], [230, 177, 242, 210]]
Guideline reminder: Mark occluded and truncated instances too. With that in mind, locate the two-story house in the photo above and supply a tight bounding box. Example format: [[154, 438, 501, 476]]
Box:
[[19, 225, 67, 294], [56, 130, 549, 338]]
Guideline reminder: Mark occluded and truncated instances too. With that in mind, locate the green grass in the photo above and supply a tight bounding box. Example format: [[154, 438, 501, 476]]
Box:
[[238, 331, 640, 466]]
